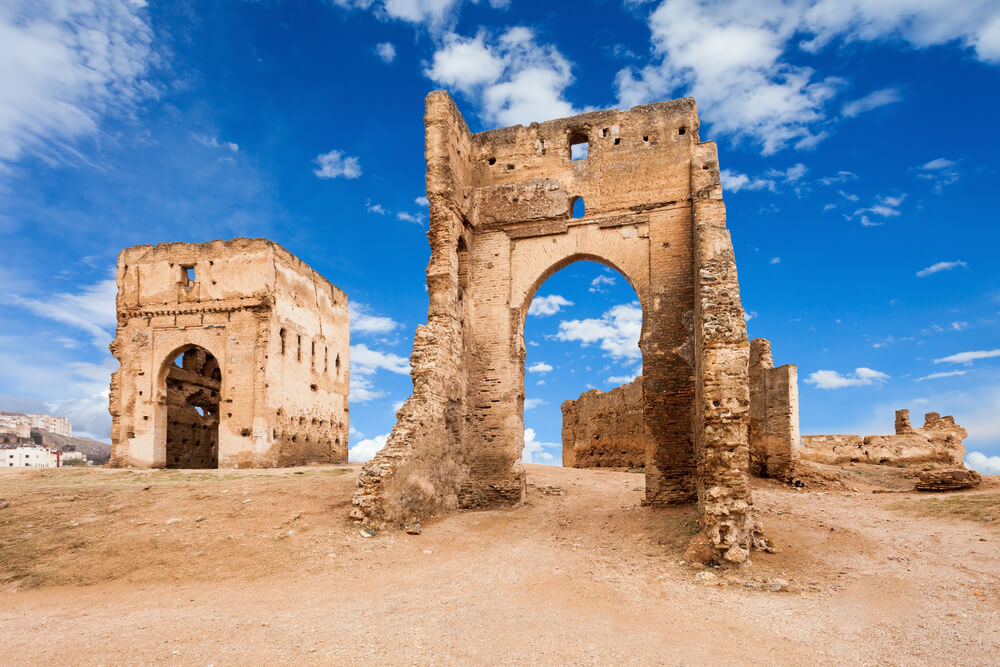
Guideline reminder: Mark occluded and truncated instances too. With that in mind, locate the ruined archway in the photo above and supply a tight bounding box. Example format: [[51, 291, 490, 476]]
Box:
[[162, 345, 221, 469], [354, 92, 766, 564]]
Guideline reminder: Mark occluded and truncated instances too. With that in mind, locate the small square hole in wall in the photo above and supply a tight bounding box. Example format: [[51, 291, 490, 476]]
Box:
[[569, 131, 588, 160], [572, 197, 585, 219], [182, 265, 195, 283]]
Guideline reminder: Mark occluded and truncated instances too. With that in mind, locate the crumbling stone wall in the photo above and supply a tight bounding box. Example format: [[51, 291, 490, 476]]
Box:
[[561, 378, 644, 468], [748, 338, 800, 480], [353, 92, 762, 563], [801, 410, 967, 467], [109, 238, 349, 468]]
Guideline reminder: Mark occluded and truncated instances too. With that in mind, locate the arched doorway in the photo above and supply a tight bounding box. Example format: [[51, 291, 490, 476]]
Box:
[[520, 260, 644, 473], [162, 346, 221, 469]]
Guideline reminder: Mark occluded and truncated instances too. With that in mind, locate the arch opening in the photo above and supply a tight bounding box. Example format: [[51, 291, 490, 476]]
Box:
[[163, 345, 221, 469], [521, 260, 644, 475]]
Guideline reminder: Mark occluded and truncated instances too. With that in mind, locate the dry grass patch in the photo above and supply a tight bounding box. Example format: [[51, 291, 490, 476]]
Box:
[[888, 491, 1000, 524]]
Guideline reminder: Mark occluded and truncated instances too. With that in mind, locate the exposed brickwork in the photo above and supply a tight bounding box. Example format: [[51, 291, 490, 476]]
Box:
[[748, 338, 800, 480], [109, 238, 349, 468], [353, 92, 761, 563], [561, 378, 644, 468]]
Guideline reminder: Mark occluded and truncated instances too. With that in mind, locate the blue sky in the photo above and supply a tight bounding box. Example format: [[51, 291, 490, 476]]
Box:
[[1, 0, 999, 472]]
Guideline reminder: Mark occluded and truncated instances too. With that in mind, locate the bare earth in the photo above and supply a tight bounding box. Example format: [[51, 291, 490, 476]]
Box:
[[1, 464, 998, 665]]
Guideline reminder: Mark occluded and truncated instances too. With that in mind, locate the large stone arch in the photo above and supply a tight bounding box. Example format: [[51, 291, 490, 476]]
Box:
[[158, 344, 223, 469], [353, 92, 767, 564]]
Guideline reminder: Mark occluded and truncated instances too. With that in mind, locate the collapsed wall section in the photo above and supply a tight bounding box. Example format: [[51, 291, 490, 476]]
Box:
[[109, 238, 349, 469], [561, 378, 644, 468], [801, 409, 968, 467], [748, 338, 800, 480]]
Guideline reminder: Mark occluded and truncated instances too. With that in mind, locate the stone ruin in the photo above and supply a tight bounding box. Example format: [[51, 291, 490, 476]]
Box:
[[801, 409, 969, 468], [352, 91, 769, 564], [748, 338, 800, 481], [108, 238, 349, 469], [561, 378, 644, 468]]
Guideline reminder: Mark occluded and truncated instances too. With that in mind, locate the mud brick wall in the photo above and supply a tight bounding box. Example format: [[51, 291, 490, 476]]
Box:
[[109, 238, 349, 469], [561, 378, 644, 468], [748, 338, 800, 480]]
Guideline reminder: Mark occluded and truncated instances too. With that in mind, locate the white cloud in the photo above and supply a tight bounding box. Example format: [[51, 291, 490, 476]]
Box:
[[524, 398, 545, 410], [351, 343, 410, 375], [528, 294, 573, 316], [415, 196, 429, 206], [366, 200, 387, 214], [853, 193, 906, 223], [588, 274, 617, 293], [842, 87, 902, 117], [425, 28, 577, 127], [720, 170, 774, 193], [770, 257, 781, 265], [765, 163, 807, 183], [527, 361, 553, 374], [375, 41, 396, 63], [349, 302, 400, 335], [744, 310, 758, 322], [349, 433, 388, 462], [397, 211, 423, 225], [193, 134, 239, 153], [819, 171, 858, 185], [348, 374, 385, 403], [522, 427, 557, 464], [934, 349, 1000, 365], [917, 157, 960, 192], [916, 260, 967, 277], [805, 367, 889, 389], [915, 370, 967, 382], [0, 1, 158, 169], [3, 277, 116, 348], [607, 373, 639, 385], [616, 0, 1000, 154], [314, 149, 361, 179], [556, 302, 642, 361], [965, 451, 1000, 475]]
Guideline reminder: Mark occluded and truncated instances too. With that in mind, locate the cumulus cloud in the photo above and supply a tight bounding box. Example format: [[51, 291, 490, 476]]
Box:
[[841, 87, 902, 117], [616, 0, 1000, 154], [770, 257, 781, 265], [556, 302, 642, 360], [348, 374, 385, 403], [524, 397, 545, 410], [805, 367, 889, 389], [396, 211, 424, 225], [721, 170, 774, 193], [522, 427, 557, 464], [588, 274, 617, 293], [527, 361, 553, 374], [313, 149, 361, 179], [425, 27, 577, 127], [965, 451, 1000, 475], [351, 343, 410, 375], [0, 1, 159, 169], [349, 302, 400, 335], [916, 260, 967, 277], [366, 200, 387, 214], [349, 433, 388, 462], [917, 157, 960, 192], [607, 373, 639, 385], [528, 294, 572, 316], [193, 134, 239, 153], [934, 349, 1000, 365], [415, 196, 429, 206], [375, 41, 396, 63]]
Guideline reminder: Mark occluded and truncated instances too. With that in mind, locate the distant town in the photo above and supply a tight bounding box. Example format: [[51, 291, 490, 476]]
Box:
[[0, 411, 109, 467]]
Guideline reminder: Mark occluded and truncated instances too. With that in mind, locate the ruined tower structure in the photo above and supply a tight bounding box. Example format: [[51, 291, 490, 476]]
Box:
[[109, 238, 349, 469], [748, 338, 800, 480], [353, 92, 766, 563]]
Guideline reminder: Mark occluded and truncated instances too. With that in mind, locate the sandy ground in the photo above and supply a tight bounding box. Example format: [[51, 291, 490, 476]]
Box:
[[1, 463, 998, 665]]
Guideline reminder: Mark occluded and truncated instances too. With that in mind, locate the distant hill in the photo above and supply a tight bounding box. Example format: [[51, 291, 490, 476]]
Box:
[[32, 431, 112, 465]]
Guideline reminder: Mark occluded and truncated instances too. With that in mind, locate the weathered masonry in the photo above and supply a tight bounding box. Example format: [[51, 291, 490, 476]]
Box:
[[561, 378, 645, 469], [748, 338, 800, 481], [109, 238, 349, 469], [353, 91, 768, 563]]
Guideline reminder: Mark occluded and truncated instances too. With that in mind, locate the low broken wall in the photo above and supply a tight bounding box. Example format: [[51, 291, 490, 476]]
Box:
[[801, 410, 967, 467], [561, 378, 644, 468]]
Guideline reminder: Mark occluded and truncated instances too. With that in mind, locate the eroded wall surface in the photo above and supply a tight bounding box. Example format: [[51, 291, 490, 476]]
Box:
[[748, 338, 800, 480], [353, 91, 762, 564], [802, 410, 968, 467], [562, 378, 644, 468], [109, 238, 349, 468]]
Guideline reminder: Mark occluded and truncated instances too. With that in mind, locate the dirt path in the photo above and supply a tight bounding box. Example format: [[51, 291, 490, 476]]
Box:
[[1, 465, 998, 665]]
